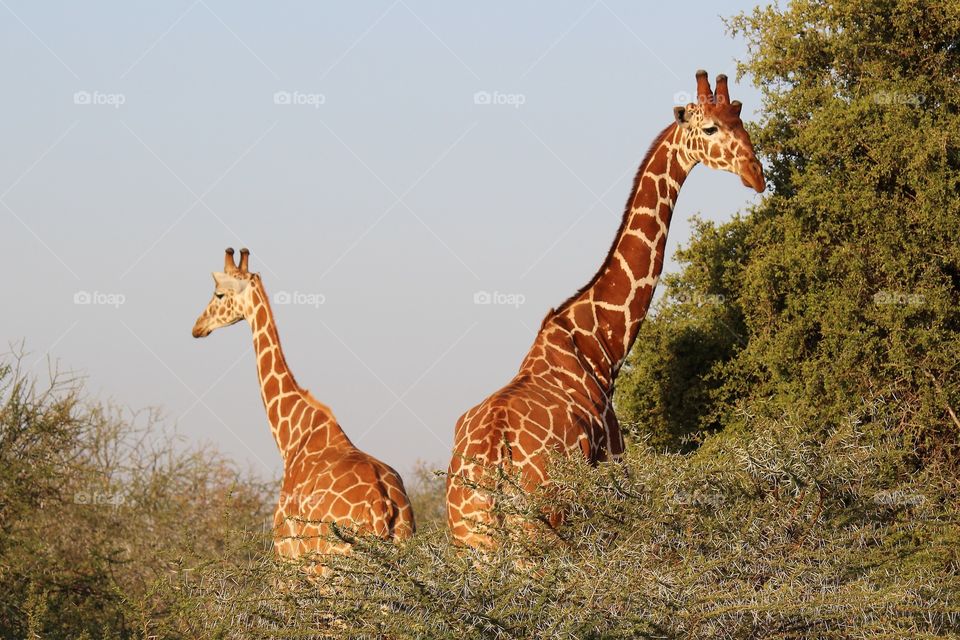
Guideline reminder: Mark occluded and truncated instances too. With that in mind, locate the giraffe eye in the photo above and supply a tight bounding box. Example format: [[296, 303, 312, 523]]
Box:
[[703, 126, 719, 135], [215, 293, 225, 299]]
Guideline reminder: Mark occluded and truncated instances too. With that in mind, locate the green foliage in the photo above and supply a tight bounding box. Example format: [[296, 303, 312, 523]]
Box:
[[616, 0, 960, 454], [0, 353, 272, 638], [143, 403, 960, 638], [5, 358, 957, 638]]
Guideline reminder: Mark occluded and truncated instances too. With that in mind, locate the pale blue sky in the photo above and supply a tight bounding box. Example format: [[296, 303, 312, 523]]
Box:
[[1, 1, 765, 481]]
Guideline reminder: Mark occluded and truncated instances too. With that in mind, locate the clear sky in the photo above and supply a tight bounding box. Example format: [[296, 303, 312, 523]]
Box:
[[1, 0, 765, 482]]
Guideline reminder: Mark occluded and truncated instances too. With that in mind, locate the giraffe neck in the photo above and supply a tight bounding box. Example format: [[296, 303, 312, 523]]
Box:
[[554, 123, 693, 385], [246, 282, 345, 465]]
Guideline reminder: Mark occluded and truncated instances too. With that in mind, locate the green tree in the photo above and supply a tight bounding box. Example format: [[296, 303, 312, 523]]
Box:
[[0, 353, 272, 639], [616, 0, 960, 454]]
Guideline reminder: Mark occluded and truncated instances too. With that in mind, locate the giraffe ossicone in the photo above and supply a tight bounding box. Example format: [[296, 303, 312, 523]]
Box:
[[446, 70, 765, 547], [192, 248, 415, 564]]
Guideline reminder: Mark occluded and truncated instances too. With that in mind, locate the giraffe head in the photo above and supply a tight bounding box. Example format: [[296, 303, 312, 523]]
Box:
[[673, 70, 765, 192], [192, 248, 259, 338]]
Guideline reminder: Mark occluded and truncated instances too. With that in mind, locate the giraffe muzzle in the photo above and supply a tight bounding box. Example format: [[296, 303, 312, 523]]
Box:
[[740, 160, 766, 193]]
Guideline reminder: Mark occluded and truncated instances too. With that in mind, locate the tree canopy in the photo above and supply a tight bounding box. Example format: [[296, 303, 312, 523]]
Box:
[[616, 0, 960, 455]]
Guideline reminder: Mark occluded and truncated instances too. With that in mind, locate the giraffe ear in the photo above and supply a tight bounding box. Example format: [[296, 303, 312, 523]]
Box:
[[674, 106, 689, 126]]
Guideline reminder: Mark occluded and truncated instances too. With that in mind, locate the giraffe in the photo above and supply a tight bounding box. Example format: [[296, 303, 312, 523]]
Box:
[[192, 248, 415, 563], [446, 70, 765, 547]]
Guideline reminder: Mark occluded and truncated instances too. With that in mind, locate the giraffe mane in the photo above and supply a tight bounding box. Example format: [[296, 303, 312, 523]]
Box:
[[549, 122, 677, 317]]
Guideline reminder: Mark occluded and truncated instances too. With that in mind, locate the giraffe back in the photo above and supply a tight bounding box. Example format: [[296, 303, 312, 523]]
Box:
[[276, 442, 415, 560]]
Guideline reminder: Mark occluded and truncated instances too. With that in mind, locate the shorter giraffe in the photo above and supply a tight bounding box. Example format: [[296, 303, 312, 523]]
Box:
[[192, 248, 414, 562]]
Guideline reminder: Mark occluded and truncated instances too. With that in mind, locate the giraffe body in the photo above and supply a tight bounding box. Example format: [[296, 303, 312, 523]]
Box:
[[193, 249, 414, 561], [275, 431, 414, 557], [447, 71, 765, 546]]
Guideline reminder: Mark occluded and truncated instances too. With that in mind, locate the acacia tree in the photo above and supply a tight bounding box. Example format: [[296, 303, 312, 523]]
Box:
[[0, 355, 272, 639], [616, 0, 960, 454]]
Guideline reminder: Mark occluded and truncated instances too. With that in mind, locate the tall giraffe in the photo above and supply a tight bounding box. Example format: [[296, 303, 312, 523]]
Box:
[[192, 248, 415, 562], [447, 70, 765, 546]]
